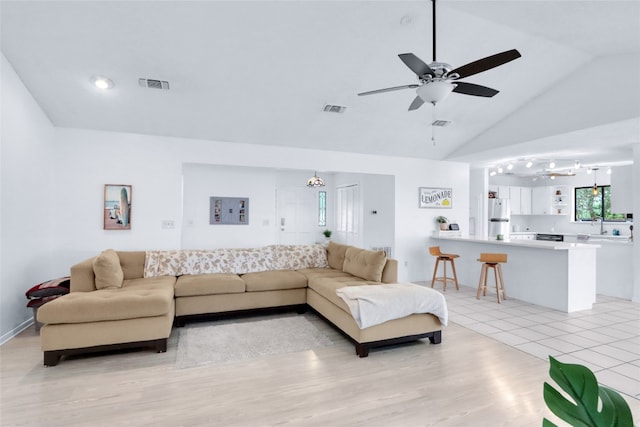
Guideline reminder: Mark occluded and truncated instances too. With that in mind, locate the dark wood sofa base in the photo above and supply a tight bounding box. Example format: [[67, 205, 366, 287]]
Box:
[[174, 304, 308, 327], [43, 338, 167, 367], [355, 331, 442, 357], [309, 307, 442, 358]]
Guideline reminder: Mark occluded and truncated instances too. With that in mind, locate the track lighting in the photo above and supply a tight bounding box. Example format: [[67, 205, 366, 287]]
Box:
[[507, 163, 513, 170], [607, 167, 612, 175], [549, 161, 556, 169], [526, 161, 533, 168], [497, 167, 503, 174]]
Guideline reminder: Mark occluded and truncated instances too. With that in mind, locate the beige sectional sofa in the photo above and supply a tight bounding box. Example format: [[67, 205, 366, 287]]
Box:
[[37, 242, 442, 366]]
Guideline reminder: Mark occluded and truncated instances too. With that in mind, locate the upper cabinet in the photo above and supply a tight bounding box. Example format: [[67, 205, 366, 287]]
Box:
[[490, 184, 565, 216], [531, 185, 569, 215], [531, 186, 549, 215], [610, 165, 633, 213]]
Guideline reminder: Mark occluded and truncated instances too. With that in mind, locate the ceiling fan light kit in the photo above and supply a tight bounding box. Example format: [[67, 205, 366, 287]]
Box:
[[357, 0, 521, 112]]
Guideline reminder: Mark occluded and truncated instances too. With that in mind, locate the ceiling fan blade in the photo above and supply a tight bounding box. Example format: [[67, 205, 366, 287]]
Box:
[[357, 84, 418, 96], [452, 81, 499, 97], [449, 49, 521, 80], [398, 53, 435, 77], [408, 96, 425, 111]]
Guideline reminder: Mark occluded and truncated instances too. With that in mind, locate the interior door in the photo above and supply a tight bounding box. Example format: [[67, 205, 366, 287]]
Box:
[[335, 184, 361, 246], [276, 188, 316, 245]]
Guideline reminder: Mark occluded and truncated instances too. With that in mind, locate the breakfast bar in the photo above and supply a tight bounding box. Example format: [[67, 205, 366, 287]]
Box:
[[430, 236, 600, 312]]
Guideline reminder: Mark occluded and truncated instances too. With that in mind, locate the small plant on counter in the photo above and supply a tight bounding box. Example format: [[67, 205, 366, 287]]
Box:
[[543, 356, 633, 426], [322, 229, 332, 238], [435, 216, 449, 230]]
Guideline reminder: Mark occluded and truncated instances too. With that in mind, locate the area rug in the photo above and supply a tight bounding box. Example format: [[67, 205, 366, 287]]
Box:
[[175, 316, 334, 369]]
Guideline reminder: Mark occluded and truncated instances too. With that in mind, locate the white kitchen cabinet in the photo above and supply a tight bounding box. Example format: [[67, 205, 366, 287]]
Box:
[[532, 186, 549, 214], [498, 186, 510, 199], [520, 187, 532, 215], [611, 165, 633, 213], [510, 233, 536, 240], [510, 186, 522, 215]]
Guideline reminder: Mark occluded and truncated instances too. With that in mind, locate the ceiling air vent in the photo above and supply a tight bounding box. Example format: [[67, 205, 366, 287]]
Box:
[[431, 120, 452, 127], [322, 104, 347, 114], [138, 78, 170, 90]]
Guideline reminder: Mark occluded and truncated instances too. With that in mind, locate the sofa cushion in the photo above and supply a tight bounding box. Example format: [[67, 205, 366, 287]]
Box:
[[297, 267, 355, 282], [326, 241, 350, 270], [175, 274, 246, 297], [93, 249, 124, 289], [37, 285, 174, 324], [342, 247, 387, 282], [307, 277, 370, 314], [273, 244, 328, 270], [242, 270, 308, 292]]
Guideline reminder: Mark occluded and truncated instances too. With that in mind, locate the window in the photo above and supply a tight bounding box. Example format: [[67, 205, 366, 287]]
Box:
[[574, 185, 628, 221], [318, 191, 326, 227]]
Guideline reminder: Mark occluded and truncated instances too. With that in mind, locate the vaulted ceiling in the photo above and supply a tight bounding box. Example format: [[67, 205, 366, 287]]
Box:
[[2, 1, 639, 170]]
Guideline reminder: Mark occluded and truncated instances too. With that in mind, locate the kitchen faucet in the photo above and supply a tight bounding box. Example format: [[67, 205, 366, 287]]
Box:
[[592, 217, 607, 235]]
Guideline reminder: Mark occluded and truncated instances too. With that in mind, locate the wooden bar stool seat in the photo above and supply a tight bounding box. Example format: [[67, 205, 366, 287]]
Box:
[[476, 253, 507, 303], [429, 246, 460, 291]]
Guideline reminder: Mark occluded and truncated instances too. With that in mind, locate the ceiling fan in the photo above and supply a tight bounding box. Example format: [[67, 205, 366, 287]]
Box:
[[358, 0, 522, 110]]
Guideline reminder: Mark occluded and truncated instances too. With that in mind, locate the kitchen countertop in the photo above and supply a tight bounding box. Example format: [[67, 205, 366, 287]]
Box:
[[510, 231, 632, 244], [431, 235, 600, 250]]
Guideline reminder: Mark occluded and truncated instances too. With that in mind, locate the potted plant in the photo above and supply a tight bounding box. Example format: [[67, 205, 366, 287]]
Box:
[[436, 216, 449, 231], [322, 229, 332, 240]]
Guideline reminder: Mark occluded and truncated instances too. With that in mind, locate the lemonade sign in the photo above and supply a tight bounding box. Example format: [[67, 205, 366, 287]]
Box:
[[419, 187, 453, 209]]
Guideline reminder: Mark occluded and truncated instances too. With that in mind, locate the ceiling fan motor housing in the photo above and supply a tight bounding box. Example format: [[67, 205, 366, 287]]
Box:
[[422, 62, 453, 80]]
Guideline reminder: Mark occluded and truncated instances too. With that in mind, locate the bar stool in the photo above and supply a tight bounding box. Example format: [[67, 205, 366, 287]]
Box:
[[476, 253, 507, 303], [429, 246, 460, 291]]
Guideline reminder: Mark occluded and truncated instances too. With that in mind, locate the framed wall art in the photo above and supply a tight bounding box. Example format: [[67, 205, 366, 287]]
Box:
[[210, 197, 249, 225], [419, 187, 452, 209], [104, 184, 132, 230]]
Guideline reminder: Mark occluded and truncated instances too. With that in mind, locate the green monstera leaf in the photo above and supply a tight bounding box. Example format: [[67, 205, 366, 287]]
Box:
[[543, 356, 633, 427]]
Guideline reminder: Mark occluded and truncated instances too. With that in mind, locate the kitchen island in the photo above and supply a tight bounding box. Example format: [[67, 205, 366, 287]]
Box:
[[430, 236, 599, 312]]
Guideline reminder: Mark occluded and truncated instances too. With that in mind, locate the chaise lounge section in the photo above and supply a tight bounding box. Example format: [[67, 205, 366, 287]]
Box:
[[37, 242, 444, 365]]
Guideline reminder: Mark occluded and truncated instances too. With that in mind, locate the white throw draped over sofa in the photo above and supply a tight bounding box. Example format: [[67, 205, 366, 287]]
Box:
[[38, 242, 444, 366]]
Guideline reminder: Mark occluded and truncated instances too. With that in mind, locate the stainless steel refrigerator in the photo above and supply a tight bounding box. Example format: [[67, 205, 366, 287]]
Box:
[[489, 198, 511, 239]]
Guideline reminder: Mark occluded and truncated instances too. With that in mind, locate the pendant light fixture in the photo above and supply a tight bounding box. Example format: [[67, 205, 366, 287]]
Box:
[[306, 171, 325, 188], [592, 168, 599, 196]]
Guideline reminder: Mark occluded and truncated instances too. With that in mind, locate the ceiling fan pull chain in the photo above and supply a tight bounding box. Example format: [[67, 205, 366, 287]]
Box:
[[432, 104, 436, 146]]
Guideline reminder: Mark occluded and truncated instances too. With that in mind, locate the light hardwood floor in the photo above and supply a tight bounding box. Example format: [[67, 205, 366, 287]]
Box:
[[1, 312, 638, 426]]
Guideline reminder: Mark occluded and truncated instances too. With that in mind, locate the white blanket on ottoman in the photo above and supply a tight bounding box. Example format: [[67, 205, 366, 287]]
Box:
[[336, 283, 448, 329]]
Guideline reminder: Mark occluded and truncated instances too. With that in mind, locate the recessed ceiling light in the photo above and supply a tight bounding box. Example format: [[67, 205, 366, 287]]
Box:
[[91, 75, 114, 89]]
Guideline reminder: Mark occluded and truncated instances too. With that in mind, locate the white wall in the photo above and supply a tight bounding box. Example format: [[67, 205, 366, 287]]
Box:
[[0, 55, 469, 341], [48, 128, 468, 286], [181, 164, 279, 249], [1, 54, 56, 342]]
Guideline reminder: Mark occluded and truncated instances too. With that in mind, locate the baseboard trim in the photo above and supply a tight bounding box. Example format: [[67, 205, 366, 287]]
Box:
[[0, 317, 34, 346]]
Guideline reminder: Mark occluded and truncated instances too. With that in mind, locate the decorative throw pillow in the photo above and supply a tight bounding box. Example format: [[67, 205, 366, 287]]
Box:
[[93, 249, 124, 289], [342, 247, 387, 282], [327, 241, 350, 270]]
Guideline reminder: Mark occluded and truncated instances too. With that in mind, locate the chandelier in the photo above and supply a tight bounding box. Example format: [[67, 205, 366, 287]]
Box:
[[306, 171, 325, 188]]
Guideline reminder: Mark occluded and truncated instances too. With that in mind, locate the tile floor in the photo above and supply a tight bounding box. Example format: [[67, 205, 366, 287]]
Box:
[[416, 281, 640, 400]]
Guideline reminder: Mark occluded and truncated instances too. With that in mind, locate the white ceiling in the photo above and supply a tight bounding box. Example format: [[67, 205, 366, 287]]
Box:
[[1, 1, 639, 172]]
